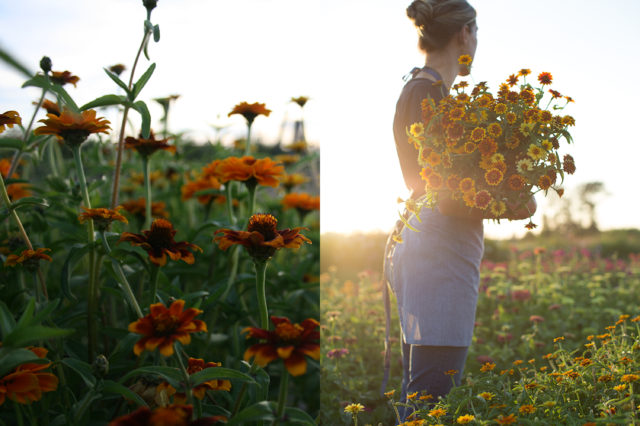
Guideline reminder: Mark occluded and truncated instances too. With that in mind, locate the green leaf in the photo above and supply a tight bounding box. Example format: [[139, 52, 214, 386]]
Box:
[[118, 365, 183, 388], [190, 367, 256, 387], [131, 63, 156, 100], [104, 68, 131, 94], [284, 407, 317, 425], [153, 24, 160, 42], [15, 298, 36, 329], [131, 101, 151, 138], [31, 298, 62, 325], [188, 219, 224, 241], [398, 211, 419, 233], [48, 83, 79, 112], [0, 301, 16, 338], [80, 94, 127, 111], [10, 196, 50, 211], [102, 379, 148, 407], [0, 138, 24, 150], [226, 401, 276, 426], [61, 244, 92, 301], [3, 325, 74, 347], [0, 348, 43, 377], [61, 357, 97, 388], [0, 46, 33, 78]]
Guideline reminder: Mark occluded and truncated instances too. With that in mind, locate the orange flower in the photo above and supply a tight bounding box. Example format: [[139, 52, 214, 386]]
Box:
[[495, 414, 517, 425], [459, 177, 475, 193], [216, 156, 284, 188], [40, 99, 61, 116], [0, 346, 58, 406], [125, 130, 175, 157], [121, 198, 169, 220], [128, 299, 207, 356], [214, 213, 311, 263], [282, 192, 320, 212], [186, 358, 232, 399], [470, 127, 486, 142], [108, 64, 126, 76], [228, 101, 271, 124], [50, 70, 80, 87], [78, 206, 128, 231], [280, 173, 309, 192], [108, 404, 225, 425], [484, 168, 504, 186], [275, 154, 300, 166], [426, 172, 443, 190], [291, 96, 309, 107], [34, 108, 110, 147], [120, 219, 202, 266], [0, 111, 22, 133], [180, 176, 222, 204], [537, 72, 553, 85], [243, 316, 320, 376], [4, 248, 52, 269], [518, 68, 531, 77], [562, 154, 576, 174], [538, 174, 552, 190], [506, 74, 518, 86], [474, 190, 492, 209]]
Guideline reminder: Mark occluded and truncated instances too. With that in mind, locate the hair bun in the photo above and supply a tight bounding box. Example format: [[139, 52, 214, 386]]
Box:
[[407, 0, 435, 28]]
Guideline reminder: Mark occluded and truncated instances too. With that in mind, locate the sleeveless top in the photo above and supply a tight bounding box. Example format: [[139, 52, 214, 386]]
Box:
[[387, 68, 484, 347]]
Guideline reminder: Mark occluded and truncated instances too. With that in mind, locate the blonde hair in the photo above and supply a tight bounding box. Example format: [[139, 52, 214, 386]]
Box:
[[407, 0, 476, 52]]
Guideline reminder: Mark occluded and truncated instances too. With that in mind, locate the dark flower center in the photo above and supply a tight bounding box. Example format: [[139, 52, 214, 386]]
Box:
[[61, 129, 90, 147], [247, 214, 278, 240], [146, 220, 175, 248], [152, 312, 179, 336]]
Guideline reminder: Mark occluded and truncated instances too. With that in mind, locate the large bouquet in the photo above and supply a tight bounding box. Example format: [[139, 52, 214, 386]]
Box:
[[406, 59, 576, 229]]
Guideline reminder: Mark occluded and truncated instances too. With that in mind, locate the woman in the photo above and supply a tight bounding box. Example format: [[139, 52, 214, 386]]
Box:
[[384, 0, 535, 421]]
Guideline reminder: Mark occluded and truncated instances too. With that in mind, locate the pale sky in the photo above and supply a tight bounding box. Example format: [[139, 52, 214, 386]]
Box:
[[1, 1, 639, 239]]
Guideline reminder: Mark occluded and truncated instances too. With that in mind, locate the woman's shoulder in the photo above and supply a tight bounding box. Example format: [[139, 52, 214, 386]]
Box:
[[399, 77, 446, 105]]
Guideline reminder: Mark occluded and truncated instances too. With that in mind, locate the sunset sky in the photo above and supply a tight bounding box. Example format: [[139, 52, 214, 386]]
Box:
[[1, 0, 639, 239]]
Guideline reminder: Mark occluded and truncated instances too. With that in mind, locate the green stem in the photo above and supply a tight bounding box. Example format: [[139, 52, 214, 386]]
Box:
[[99, 232, 143, 318], [110, 27, 152, 209], [46, 139, 58, 177], [243, 122, 253, 156], [174, 344, 195, 409], [142, 156, 152, 230], [8, 87, 47, 178], [149, 263, 160, 305], [245, 181, 258, 220], [71, 145, 97, 361], [273, 367, 289, 426], [225, 182, 237, 225], [13, 402, 25, 426], [0, 170, 47, 299], [254, 261, 269, 330]]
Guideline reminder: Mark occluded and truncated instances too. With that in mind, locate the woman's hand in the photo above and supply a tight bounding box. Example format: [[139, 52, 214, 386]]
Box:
[[502, 194, 537, 220]]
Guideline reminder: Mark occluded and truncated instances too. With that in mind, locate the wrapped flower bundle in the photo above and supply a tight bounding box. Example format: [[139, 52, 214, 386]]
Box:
[[406, 65, 576, 229]]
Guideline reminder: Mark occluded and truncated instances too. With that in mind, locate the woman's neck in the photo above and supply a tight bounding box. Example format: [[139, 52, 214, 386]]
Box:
[[424, 50, 460, 89]]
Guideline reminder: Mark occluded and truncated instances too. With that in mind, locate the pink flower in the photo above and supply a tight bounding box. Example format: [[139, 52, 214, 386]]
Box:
[[529, 315, 545, 323]]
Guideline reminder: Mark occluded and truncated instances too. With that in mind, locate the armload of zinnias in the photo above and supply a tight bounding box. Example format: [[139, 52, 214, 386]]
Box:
[[406, 66, 576, 229]]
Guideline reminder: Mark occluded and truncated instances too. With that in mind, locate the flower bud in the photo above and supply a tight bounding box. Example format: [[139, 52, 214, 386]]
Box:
[[40, 56, 52, 73], [142, 0, 157, 13], [92, 354, 109, 378]]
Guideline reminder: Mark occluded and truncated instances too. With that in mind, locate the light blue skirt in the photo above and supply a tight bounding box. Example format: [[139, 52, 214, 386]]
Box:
[[386, 207, 484, 347]]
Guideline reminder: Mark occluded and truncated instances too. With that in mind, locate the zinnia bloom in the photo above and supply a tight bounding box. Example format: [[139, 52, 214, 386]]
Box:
[[128, 299, 207, 356], [185, 358, 231, 399], [180, 176, 222, 204], [228, 101, 271, 124], [120, 218, 202, 266], [4, 248, 52, 269], [519, 404, 536, 414], [78, 206, 128, 231], [518, 68, 531, 77], [215, 156, 284, 188], [280, 173, 309, 192], [34, 108, 110, 147], [243, 316, 320, 376], [121, 198, 169, 220], [282, 192, 320, 212], [457, 414, 475, 424], [108, 64, 126, 76], [537, 72, 553, 85], [474, 190, 492, 210], [484, 168, 504, 186], [124, 130, 175, 157], [214, 213, 311, 263], [291, 96, 309, 107], [50, 70, 80, 87], [40, 99, 61, 116], [275, 154, 300, 166], [495, 414, 517, 425], [0, 346, 58, 406], [562, 154, 576, 174], [0, 111, 22, 133], [108, 404, 225, 426], [458, 54, 472, 66], [470, 127, 486, 142]]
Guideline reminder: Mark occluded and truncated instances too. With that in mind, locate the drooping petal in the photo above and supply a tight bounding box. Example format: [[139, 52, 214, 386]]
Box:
[[284, 352, 307, 377]]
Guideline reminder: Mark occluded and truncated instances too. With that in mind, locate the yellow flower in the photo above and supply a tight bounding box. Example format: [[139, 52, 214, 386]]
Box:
[[407, 391, 418, 400], [480, 362, 495, 372], [519, 404, 536, 414], [384, 390, 395, 398], [621, 374, 639, 383], [410, 122, 425, 137], [519, 122, 535, 136], [614, 384, 627, 391], [527, 144, 546, 161], [490, 201, 506, 217], [0, 110, 22, 133], [457, 414, 475, 424], [458, 55, 473, 66], [344, 403, 364, 414], [428, 408, 446, 418], [478, 392, 494, 400]]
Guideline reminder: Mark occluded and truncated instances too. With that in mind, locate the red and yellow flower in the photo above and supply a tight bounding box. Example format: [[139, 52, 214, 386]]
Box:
[[228, 101, 271, 124], [282, 192, 320, 212], [4, 248, 52, 269], [50, 70, 80, 87], [0, 346, 58, 406], [78, 206, 128, 231], [108, 404, 225, 425], [124, 130, 175, 157], [243, 316, 320, 376], [120, 219, 202, 266], [0, 111, 22, 133], [214, 213, 311, 263], [128, 299, 207, 357]]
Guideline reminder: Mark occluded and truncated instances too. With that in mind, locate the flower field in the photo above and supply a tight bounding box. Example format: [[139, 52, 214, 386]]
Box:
[[321, 245, 640, 425], [0, 2, 319, 424]]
